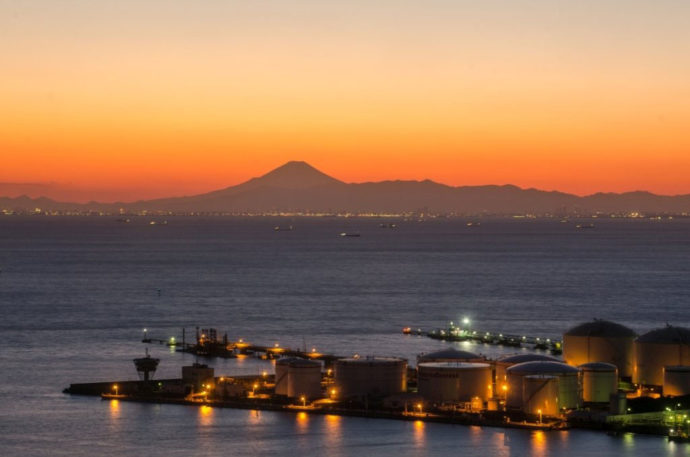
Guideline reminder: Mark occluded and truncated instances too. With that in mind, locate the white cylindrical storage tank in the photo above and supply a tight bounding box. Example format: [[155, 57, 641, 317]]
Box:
[[664, 366, 690, 397], [579, 362, 618, 403], [417, 348, 484, 365], [287, 359, 322, 399], [417, 362, 491, 403], [563, 320, 636, 379], [634, 326, 690, 387], [495, 354, 560, 393], [275, 357, 300, 396], [522, 375, 559, 416], [334, 357, 407, 399], [506, 361, 580, 411]]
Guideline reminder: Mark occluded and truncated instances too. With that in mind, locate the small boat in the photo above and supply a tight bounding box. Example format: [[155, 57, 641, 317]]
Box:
[[116, 218, 130, 223], [274, 225, 294, 231], [340, 232, 360, 237], [576, 223, 595, 229], [466, 222, 480, 227]]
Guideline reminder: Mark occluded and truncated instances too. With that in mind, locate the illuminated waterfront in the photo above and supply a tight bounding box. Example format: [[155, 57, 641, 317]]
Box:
[[1, 216, 689, 456]]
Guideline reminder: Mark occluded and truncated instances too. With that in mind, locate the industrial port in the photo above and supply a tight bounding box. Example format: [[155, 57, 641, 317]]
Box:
[[64, 320, 690, 441]]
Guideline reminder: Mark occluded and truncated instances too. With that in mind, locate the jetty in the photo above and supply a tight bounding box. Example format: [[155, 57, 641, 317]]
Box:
[[143, 326, 344, 365], [403, 320, 563, 355]]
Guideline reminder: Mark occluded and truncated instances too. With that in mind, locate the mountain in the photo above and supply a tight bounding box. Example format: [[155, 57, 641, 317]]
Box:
[[2, 161, 690, 215]]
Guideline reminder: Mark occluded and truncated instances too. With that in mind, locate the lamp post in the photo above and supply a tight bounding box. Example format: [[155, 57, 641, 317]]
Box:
[[538, 409, 542, 424], [301, 396, 307, 407]]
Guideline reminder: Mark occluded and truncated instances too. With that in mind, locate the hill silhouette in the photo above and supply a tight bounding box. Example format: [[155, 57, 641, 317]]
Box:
[[2, 161, 690, 214]]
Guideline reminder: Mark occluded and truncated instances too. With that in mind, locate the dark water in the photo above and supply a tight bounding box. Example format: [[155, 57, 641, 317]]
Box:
[[0, 216, 689, 456]]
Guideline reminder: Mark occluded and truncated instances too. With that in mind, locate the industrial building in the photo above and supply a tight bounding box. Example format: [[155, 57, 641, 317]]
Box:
[[563, 320, 636, 379], [579, 362, 618, 403], [506, 361, 580, 410], [495, 354, 560, 396], [634, 325, 690, 388], [334, 356, 407, 399], [417, 362, 491, 404], [274, 357, 323, 399]]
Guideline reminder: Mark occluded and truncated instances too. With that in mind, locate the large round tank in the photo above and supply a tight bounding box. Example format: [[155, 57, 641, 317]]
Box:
[[495, 354, 561, 393], [634, 326, 690, 386], [663, 366, 690, 397], [579, 362, 618, 403], [417, 348, 484, 364], [287, 359, 322, 399], [417, 362, 491, 403], [522, 375, 559, 416], [506, 361, 580, 410], [275, 357, 300, 396], [563, 320, 636, 379], [334, 357, 407, 399]]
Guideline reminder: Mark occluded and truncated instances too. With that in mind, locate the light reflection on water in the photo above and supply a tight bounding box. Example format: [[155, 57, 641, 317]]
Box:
[[198, 405, 213, 427], [531, 430, 547, 457], [2, 217, 690, 457], [413, 420, 425, 449]]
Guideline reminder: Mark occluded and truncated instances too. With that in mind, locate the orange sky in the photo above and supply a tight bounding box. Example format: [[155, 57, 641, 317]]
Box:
[[2, 1, 689, 202]]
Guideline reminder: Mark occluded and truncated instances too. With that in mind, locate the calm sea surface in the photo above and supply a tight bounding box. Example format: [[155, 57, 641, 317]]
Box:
[[0, 216, 689, 456]]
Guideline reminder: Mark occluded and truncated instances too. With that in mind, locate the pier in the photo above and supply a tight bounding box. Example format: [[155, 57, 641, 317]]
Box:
[[142, 326, 345, 365], [404, 320, 563, 355]]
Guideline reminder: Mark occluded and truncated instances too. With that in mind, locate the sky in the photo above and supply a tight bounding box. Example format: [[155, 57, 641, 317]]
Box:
[[1, 0, 689, 202]]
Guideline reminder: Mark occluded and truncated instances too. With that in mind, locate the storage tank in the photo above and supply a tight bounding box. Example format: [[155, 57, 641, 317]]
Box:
[[417, 362, 491, 403], [563, 320, 636, 379], [506, 361, 580, 410], [663, 366, 690, 397], [522, 375, 559, 416], [334, 357, 407, 399], [417, 348, 484, 364], [495, 354, 561, 393], [275, 357, 300, 396], [579, 362, 618, 403], [634, 326, 690, 386], [287, 359, 322, 399]]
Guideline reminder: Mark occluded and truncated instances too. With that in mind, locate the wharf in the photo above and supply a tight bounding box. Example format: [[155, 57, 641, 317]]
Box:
[[405, 322, 562, 354], [64, 380, 563, 432], [143, 327, 344, 365]]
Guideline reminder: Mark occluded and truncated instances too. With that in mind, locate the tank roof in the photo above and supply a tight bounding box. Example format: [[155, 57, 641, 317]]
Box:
[[636, 326, 690, 344], [337, 356, 406, 365], [287, 359, 322, 368], [418, 362, 490, 369], [565, 320, 636, 338], [507, 361, 579, 374], [276, 357, 306, 365], [579, 362, 618, 372], [417, 348, 481, 361], [498, 354, 560, 364]]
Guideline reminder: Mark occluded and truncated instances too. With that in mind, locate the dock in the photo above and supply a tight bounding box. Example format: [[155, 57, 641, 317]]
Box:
[[404, 321, 563, 354], [142, 326, 345, 365]]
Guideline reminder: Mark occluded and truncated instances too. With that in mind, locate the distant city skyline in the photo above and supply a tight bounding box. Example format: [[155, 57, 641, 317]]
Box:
[[2, 1, 690, 202]]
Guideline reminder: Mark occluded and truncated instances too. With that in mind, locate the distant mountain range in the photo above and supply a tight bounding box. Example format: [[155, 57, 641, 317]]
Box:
[[2, 161, 690, 215]]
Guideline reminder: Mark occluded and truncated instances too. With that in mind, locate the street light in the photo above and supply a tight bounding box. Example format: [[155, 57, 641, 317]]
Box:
[[301, 395, 307, 407], [538, 409, 542, 424], [417, 403, 423, 414], [113, 384, 118, 395]]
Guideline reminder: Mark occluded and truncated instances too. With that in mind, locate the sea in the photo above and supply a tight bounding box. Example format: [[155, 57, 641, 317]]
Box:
[[0, 215, 688, 456]]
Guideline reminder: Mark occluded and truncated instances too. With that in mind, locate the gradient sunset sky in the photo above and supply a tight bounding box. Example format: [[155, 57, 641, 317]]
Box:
[[2, 0, 689, 202]]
